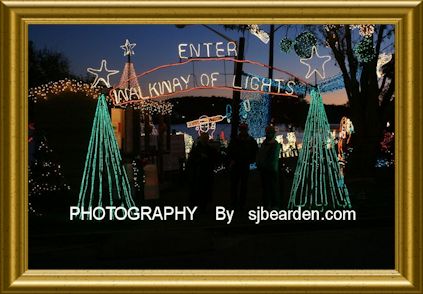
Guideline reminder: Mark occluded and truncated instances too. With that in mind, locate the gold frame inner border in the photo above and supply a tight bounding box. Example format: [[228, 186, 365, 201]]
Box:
[[0, 1, 422, 293]]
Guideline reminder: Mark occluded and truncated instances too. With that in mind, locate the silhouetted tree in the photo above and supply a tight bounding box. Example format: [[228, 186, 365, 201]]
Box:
[[319, 25, 394, 174], [29, 41, 77, 88]]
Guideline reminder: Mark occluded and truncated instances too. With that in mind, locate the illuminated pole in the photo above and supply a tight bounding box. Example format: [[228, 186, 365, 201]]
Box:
[[119, 39, 140, 157], [176, 25, 245, 140], [130, 58, 141, 157], [124, 52, 132, 156], [231, 37, 245, 140], [267, 25, 274, 125]]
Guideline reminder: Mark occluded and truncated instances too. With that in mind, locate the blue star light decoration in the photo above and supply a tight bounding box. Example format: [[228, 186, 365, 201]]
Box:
[[87, 59, 119, 88], [120, 39, 136, 56], [300, 46, 331, 80]]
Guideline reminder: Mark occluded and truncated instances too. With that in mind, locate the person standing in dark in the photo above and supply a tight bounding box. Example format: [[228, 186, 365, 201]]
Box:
[[228, 123, 258, 210], [257, 125, 281, 209], [187, 132, 218, 213]]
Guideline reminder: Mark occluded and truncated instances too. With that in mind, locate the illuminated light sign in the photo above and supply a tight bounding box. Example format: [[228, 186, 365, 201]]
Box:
[[232, 75, 296, 95], [186, 114, 226, 128], [225, 99, 251, 123], [281, 132, 299, 158], [358, 24, 375, 37], [186, 114, 227, 138], [112, 74, 192, 103], [247, 25, 270, 44], [110, 57, 307, 106], [178, 42, 237, 59], [377, 53, 392, 78], [148, 75, 192, 96], [87, 59, 119, 88], [107, 41, 310, 105], [299, 46, 331, 79], [118, 62, 140, 89], [120, 39, 136, 56]]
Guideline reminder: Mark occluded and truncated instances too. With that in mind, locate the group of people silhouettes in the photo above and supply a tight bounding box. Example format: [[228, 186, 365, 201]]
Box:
[[187, 123, 283, 213]]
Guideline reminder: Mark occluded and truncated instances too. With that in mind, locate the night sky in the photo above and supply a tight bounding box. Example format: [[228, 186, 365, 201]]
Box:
[[28, 24, 393, 105]]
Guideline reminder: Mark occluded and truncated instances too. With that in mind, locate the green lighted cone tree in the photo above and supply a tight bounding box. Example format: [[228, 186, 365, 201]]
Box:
[[288, 87, 352, 210], [77, 94, 135, 210]]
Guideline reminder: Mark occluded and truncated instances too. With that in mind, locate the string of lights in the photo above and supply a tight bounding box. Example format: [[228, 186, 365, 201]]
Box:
[[293, 31, 318, 58], [241, 92, 270, 139], [131, 100, 173, 116], [132, 160, 144, 192], [280, 37, 294, 53], [243, 73, 307, 96], [29, 79, 103, 103], [116, 59, 174, 115], [354, 37, 376, 63], [376, 130, 394, 168], [29, 135, 71, 215]]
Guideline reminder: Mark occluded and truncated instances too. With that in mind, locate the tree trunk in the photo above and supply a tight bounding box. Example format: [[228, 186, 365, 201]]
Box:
[[348, 62, 381, 176]]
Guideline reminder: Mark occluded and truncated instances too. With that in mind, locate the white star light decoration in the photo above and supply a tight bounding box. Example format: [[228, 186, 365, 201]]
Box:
[[87, 59, 119, 88], [120, 39, 136, 56], [300, 46, 332, 80]]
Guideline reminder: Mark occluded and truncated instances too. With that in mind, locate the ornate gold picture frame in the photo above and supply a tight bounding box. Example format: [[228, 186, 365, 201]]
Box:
[[0, 0, 422, 293]]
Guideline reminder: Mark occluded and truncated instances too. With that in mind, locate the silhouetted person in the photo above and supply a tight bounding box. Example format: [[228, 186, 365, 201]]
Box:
[[187, 132, 218, 213], [228, 123, 258, 209], [257, 126, 281, 209]]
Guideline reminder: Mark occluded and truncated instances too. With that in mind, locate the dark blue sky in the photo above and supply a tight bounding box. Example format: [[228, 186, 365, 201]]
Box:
[[28, 24, 394, 105]]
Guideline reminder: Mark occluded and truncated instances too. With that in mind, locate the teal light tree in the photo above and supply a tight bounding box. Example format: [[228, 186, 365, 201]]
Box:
[[77, 94, 135, 209], [288, 87, 352, 210]]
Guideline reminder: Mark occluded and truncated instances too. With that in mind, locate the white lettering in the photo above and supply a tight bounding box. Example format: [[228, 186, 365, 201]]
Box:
[[216, 206, 226, 221], [215, 206, 234, 224], [128, 206, 140, 220], [186, 206, 198, 220], [172, 78, 183, 92], [203, 42, 213, 57], [180, 75, 191, 89], [141, 206, 152, 220], [273, 79, 284, 94], [152, 206, 163, 220], [70, 206, 80, 220], [163, 206, 175, 220], [250, 76, 260, 90], [210, 72, 219, 87], [93, 207, 105, 220], [215, 42, 224, 57], [158, 80, 173, 95], [232, 75, 242, 89], [149, 82, 160, 97], [178, 43, 188, 59], [200, 73, 210, 86], [261, 78, 272, 92], [80, 206, 92, 220], [189, 43, 201, 58], [287, 80, 295, 95], [227, 41, 237, 56], [115, 206, 127, 220]]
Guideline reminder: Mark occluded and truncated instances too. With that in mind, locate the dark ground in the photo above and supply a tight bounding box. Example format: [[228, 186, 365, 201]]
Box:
[[29, 167, 395, 269]]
